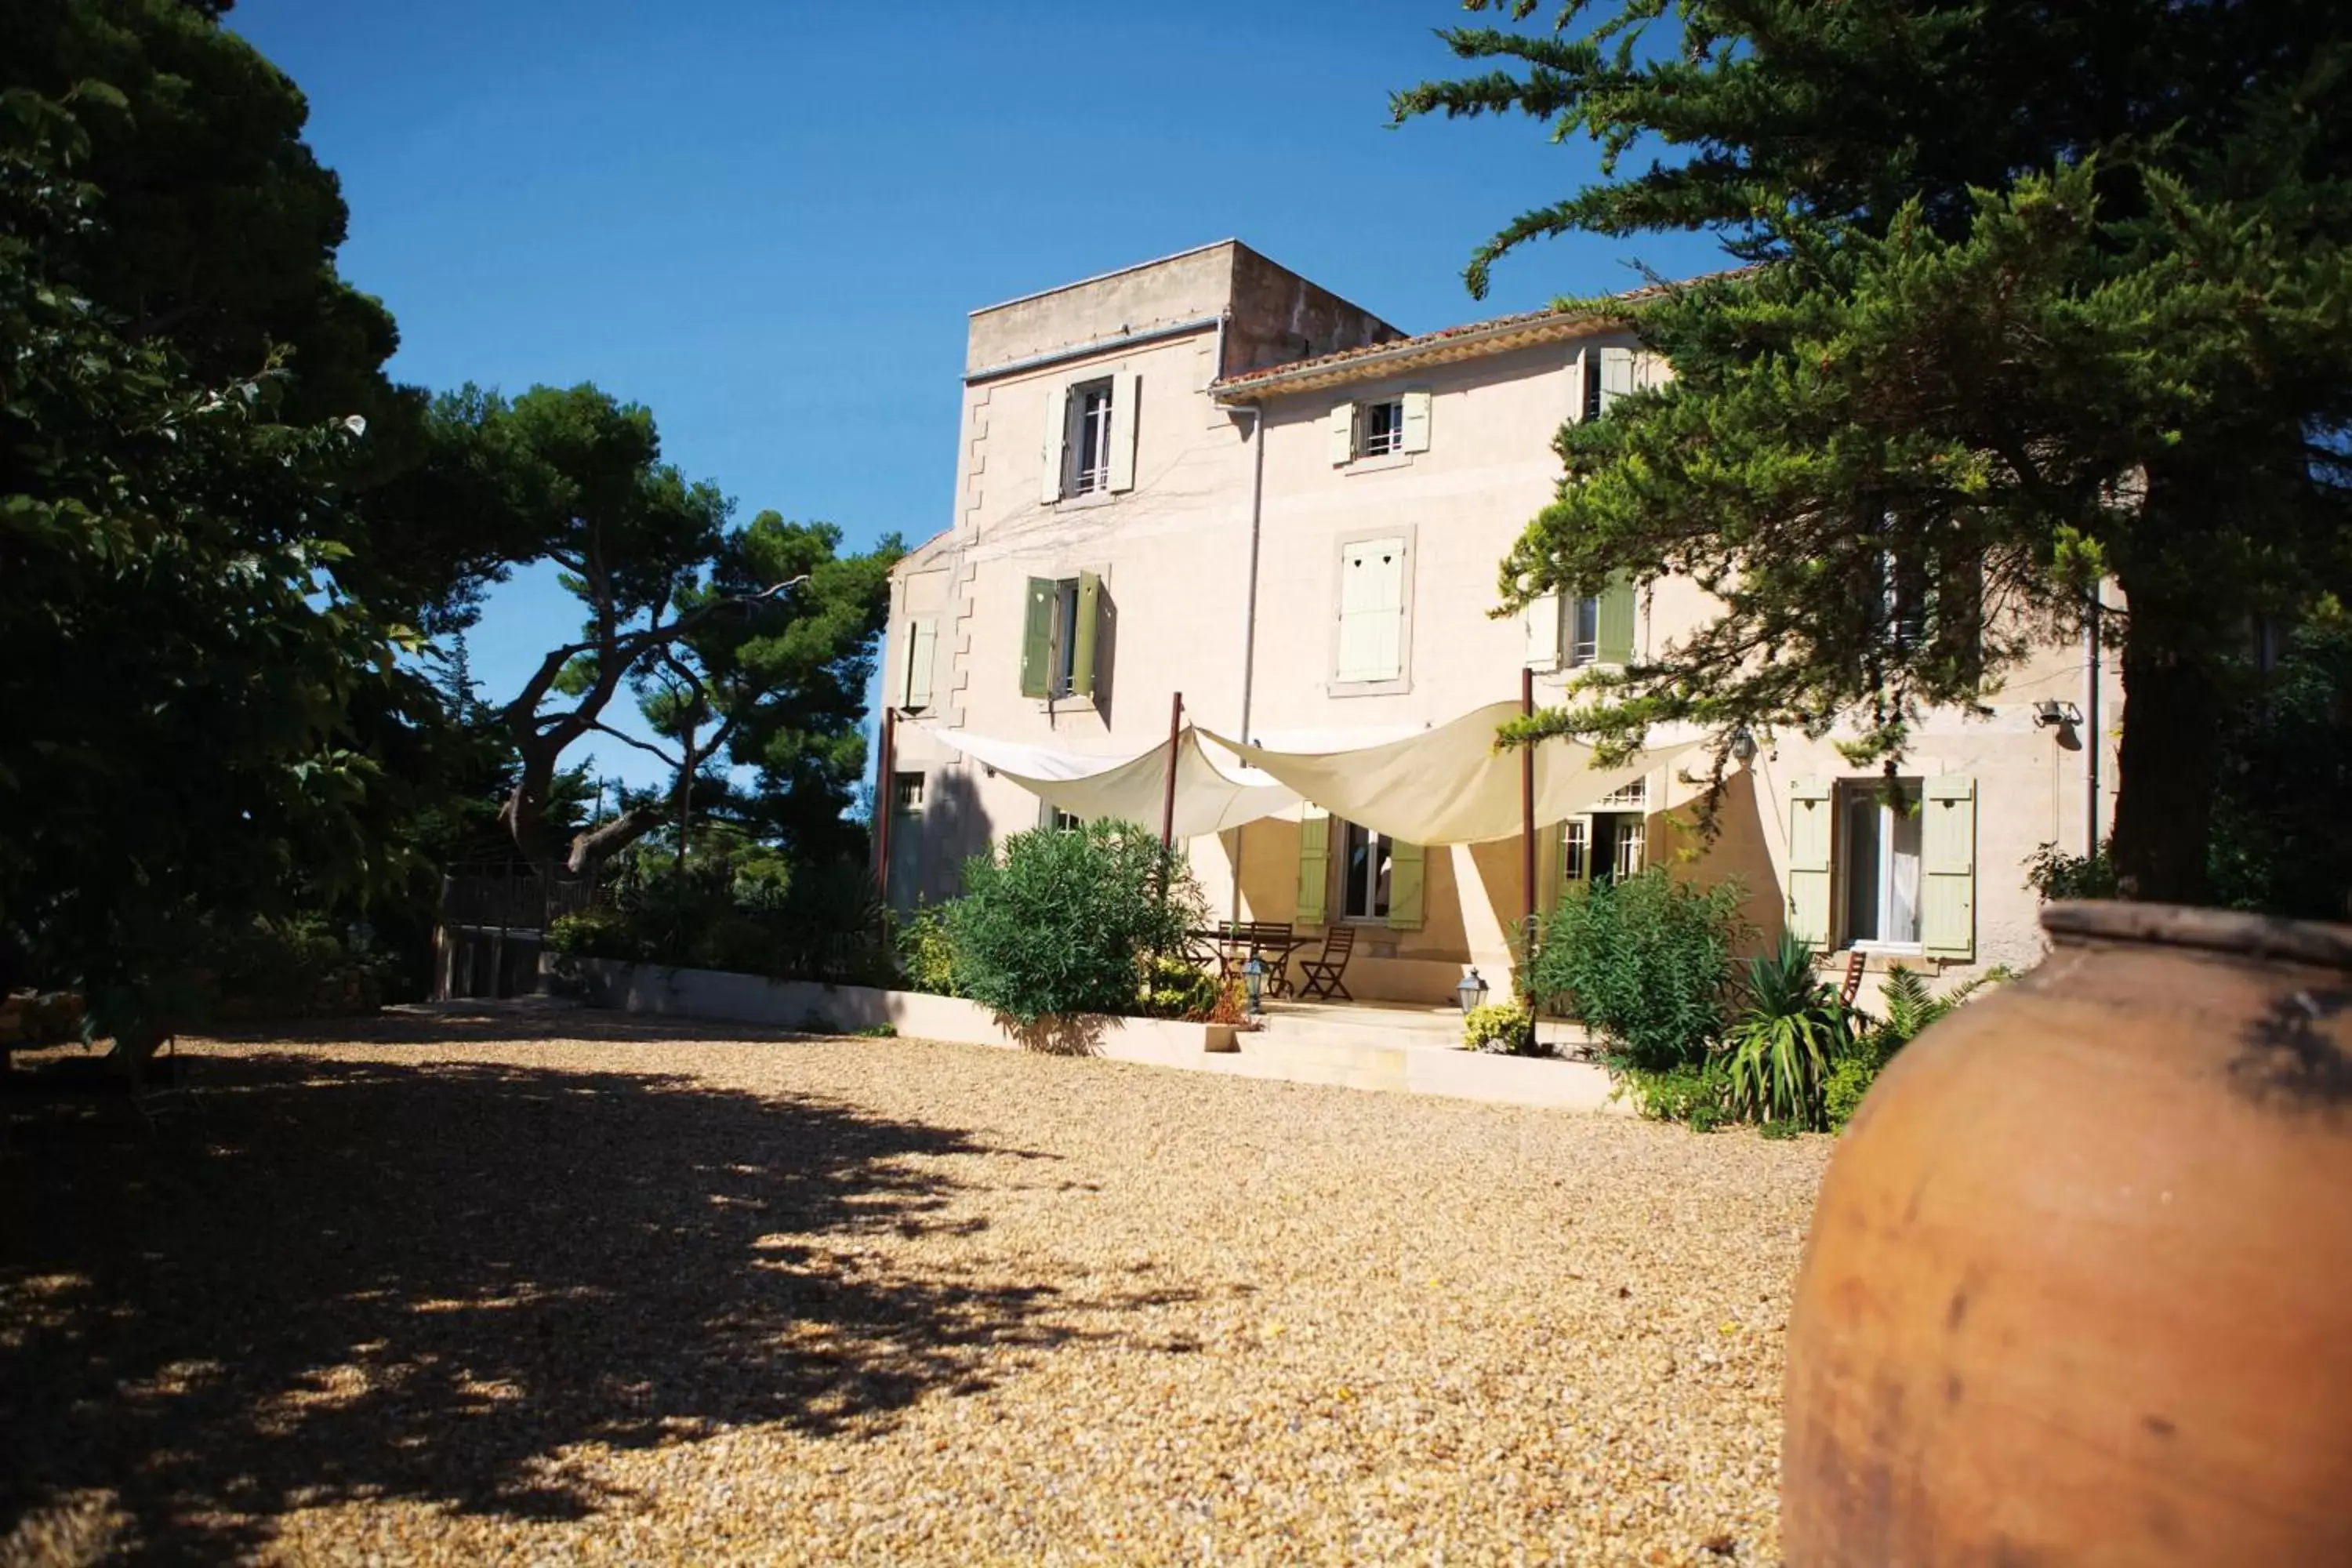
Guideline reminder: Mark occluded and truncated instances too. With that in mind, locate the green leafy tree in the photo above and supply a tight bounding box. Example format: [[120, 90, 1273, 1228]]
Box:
[[1396, 1, 2352, 903], [0, 89, 428, 1054], [567, 513, 902, 873], [407, 385, 899, 875]]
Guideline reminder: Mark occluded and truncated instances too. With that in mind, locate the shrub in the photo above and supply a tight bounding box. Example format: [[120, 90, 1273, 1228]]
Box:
[[1723, 934, 1857, 1130], [946, 820, 1205, 1025], [546, 907, 637, 962], [1200, 978, 1261, 1029], [1825, 964, 2008, 1131], [1462, 1000, 1540, 1055], [1824, 1053, 1878, 1131], [896, 902, 960, 996], [1528, 869, 1747, 1070], [1136, 954, 1221, 1021], [194, 913, 387, 1019], [1615, 1058, 1731, 1131]]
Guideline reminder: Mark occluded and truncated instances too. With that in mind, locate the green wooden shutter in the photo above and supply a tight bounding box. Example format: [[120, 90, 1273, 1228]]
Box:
[[1595, 572, 1635, 666], [1788, 779, 1833, 950], [1018, 577, 1054, 699], [1070, 571, 1102, 697], [1295, 810, 1330, 927], [1921, 775, 1977, 960], [1386, 839, 1427, 931]]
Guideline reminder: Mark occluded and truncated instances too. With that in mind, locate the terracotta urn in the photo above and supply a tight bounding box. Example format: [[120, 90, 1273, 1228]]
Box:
[[1782, 902, 2352, 1564]]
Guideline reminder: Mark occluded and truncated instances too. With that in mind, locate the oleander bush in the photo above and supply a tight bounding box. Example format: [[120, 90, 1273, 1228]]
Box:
[[947, 820, 1204, 1026]]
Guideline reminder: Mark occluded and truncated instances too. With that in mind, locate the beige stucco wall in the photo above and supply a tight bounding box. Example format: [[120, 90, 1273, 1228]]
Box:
[[884, 247, 2123, 1004]]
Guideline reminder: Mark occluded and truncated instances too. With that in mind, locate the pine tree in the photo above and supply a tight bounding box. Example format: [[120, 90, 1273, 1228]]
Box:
[[1396, 1, 2352, 902]]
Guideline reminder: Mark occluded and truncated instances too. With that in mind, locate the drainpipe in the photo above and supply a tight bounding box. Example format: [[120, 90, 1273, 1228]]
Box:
[[1213, 319, 1267, 925], [2085, 588, 2103, 859]]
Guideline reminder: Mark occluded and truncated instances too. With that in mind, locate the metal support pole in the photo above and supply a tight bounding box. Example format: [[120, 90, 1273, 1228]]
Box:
[[1521, 666, 1537, 997], [1159, 692, 1185, 889]]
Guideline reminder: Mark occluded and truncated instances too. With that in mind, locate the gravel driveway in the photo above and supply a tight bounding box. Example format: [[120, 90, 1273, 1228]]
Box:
[[2, 1007, 1830, 1565]]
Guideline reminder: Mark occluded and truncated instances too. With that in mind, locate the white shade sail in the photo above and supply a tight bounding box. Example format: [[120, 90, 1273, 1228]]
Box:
[[907, 722, 1299, 840], [911, 704, 1697, 847], [1197, 702, 1698, 844]]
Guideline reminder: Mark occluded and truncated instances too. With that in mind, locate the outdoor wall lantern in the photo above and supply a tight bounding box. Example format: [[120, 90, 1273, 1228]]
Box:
[[1456, 967, 1490, 1013], [2033, 699, 2084, 729], [1729, 725, 1759, 765], [1243, 954, 1265, 1016]]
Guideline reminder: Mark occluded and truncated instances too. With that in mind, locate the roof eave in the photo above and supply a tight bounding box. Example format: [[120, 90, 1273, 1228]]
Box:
[[1209, 308, 1627, 402]]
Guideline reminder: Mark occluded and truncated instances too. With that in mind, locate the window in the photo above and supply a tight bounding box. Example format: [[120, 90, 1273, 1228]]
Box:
[[1567, 593, 1601, 666], [1327, 390, 1431, 464], [1341, 820, 1392, 920], [1040, 372, 1136, 503], [1613, 819, 1647, 880], [1877, 550, 1929, 652], [1067, 379, 1114, 495], [1359, 398, 1406, 456], [1582, 345, 1636, 421], [1334, 534, 1410, 686], [891, 772, 925, 813], [1019, 572, 1104, 699], [1053, 579, 1080, 693], [1840, 781, 1924, 949], [1040, 803, 1080, 832], [1561, 818, 1588, 882]]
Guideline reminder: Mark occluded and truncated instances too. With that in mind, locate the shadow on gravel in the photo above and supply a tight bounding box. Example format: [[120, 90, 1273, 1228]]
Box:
[[0, 1020, 1149, 1559]]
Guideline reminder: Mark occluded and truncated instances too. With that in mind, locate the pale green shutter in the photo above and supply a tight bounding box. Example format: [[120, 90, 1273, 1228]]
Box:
[[1599, 347, 1637, 412], [1788, 779, 1833, 950], [1018, 577, 1054, 699], [1327, 404, 1356, 465], [1921, 775, 1977, 959], [1070, 571, 1102, 697], [1524, 590, 1562, 672], [1595, 572, 1635, 666], [1295, 810, 1330, 927], [1399, 388, 1432, 453], [904, 616, 936, 710], [1040, 384, 1068, 504], [1336, 537, 1406, 683], [1108, 371, 1139, 492], [1386, 840, 1427, 931]]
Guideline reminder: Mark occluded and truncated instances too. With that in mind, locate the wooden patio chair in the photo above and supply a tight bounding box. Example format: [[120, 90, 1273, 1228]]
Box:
[[1838, 948, 1867, 1008], [1295, 925, 1357, 1003]]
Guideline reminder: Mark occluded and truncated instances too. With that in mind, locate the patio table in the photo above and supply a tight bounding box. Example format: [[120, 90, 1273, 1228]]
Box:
[[1188, 924, 1308, 1000]]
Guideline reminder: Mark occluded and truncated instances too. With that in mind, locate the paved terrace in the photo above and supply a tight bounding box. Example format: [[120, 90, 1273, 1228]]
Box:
[[2, 1009, 1828, 1564]]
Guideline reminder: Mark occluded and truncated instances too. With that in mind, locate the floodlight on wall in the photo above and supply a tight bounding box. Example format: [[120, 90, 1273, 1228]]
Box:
[[2033, 700, 2084, 729], [1729, 725, 1759, 764]]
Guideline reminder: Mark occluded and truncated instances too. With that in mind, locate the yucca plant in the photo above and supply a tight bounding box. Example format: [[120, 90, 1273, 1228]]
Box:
[[1722, 934, 1856, 1129]]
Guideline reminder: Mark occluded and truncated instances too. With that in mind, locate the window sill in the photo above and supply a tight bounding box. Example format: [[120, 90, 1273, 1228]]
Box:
[[1341, 452, 1417, 477], [1036, 693, 1098, 713], [1329, 675, 1411, 699], [1051, 488, 1121, 511], [1845, 942, 1924, 957]]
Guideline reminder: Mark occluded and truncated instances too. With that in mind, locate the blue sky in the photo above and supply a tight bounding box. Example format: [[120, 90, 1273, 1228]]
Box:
[[230, 0, 1726, 791]]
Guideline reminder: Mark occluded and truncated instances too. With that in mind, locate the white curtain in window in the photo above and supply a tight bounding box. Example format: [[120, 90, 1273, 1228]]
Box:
[[1888, 800, 1924, 943]]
